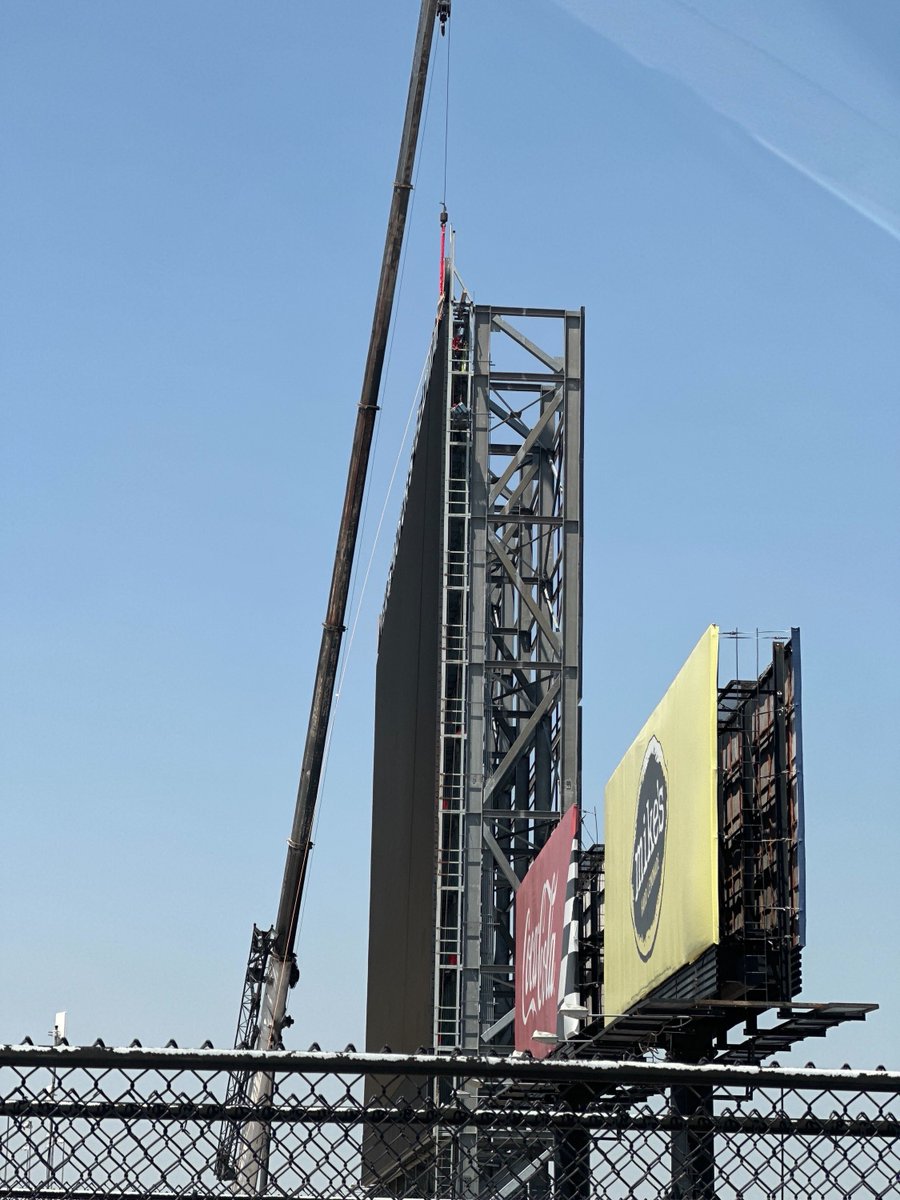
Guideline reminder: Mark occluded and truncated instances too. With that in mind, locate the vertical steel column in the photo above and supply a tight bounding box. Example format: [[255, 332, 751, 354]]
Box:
[[670, 1084, 716, 1199], [561, 312, 585, 817]]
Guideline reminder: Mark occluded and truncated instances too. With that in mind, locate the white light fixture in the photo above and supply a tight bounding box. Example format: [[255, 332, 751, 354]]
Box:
[[532, 1030, 558, 1043], [559, 1004, 589, 1021]]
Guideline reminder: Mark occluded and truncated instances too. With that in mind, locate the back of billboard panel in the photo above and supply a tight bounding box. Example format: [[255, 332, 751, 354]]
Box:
[[365, 314, 447, 1060], [604, 625, 719, 1020]]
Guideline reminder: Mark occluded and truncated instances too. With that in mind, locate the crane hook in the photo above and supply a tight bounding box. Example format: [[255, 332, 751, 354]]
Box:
[[438, 0, 451, 36]]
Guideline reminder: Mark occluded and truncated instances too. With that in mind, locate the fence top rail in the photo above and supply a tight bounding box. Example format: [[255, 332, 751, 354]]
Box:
[[1, 1045, 898, 1092]]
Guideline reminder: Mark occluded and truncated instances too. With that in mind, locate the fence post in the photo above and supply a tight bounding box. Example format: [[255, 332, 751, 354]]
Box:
[[555, 1084, 591, 1200], [670, 1043, 715, 1200]]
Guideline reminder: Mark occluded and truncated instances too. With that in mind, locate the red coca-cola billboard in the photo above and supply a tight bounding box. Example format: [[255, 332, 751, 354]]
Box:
[[514, 806, 578, 1058]]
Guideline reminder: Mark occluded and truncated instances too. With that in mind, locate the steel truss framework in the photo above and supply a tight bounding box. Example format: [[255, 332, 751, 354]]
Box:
[[459, 304, 584, 1054]]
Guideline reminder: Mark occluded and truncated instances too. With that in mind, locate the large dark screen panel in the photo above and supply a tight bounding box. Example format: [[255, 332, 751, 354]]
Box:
[[365, 315, 447, 1055]]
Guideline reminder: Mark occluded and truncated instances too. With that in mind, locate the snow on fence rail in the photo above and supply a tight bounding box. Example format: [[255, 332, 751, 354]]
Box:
[[1, 1045, 898, 1198]]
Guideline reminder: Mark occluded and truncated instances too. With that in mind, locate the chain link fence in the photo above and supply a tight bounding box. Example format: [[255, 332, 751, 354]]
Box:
[[1, 1045, 898, 1198]]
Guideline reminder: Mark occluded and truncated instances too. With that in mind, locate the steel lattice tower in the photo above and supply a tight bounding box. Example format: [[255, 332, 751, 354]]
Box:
[[366, 263, 584, 1072]]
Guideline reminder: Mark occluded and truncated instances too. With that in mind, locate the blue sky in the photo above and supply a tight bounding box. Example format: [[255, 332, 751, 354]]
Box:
[[2, 1, 898, 1065]]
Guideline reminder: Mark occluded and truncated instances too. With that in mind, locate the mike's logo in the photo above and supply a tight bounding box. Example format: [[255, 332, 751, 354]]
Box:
[[632, 736, 667, 961]]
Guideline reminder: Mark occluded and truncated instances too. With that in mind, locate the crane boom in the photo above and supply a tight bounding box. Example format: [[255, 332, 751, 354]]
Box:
[[270, 0, 445, 1022], [217, 1, 448, 1190], [268, 0, 444, 1043]]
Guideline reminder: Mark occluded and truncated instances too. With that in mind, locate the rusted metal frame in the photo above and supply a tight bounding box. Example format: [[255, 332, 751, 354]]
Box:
[[772, 641, 792, 972], [740, 691, 758, 943], [788, 628, 806, 948]]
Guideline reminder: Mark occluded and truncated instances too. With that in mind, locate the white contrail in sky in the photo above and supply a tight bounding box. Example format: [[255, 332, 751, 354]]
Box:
[[552, 0, 900, 243], [754, 136, 900, 246]]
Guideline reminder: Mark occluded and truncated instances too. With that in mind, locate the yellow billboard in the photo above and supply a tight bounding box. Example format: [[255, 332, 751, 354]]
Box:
[[604, 625, 719, 1020]]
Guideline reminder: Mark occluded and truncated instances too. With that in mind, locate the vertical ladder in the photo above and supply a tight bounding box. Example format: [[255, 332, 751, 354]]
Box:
[[434, 293, 474, 1055]]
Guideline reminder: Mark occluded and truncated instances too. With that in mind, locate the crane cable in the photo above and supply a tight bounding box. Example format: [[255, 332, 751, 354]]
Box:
[[442, 12, 451, 210], [439, 16, 452, 291]]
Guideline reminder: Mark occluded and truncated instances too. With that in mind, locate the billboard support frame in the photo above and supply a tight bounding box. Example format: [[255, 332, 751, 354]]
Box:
[[467, 305, 584, 1057]]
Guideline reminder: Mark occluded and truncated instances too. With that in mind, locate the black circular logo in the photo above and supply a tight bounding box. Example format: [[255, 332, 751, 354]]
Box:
[[631, 736, 667, 961]]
